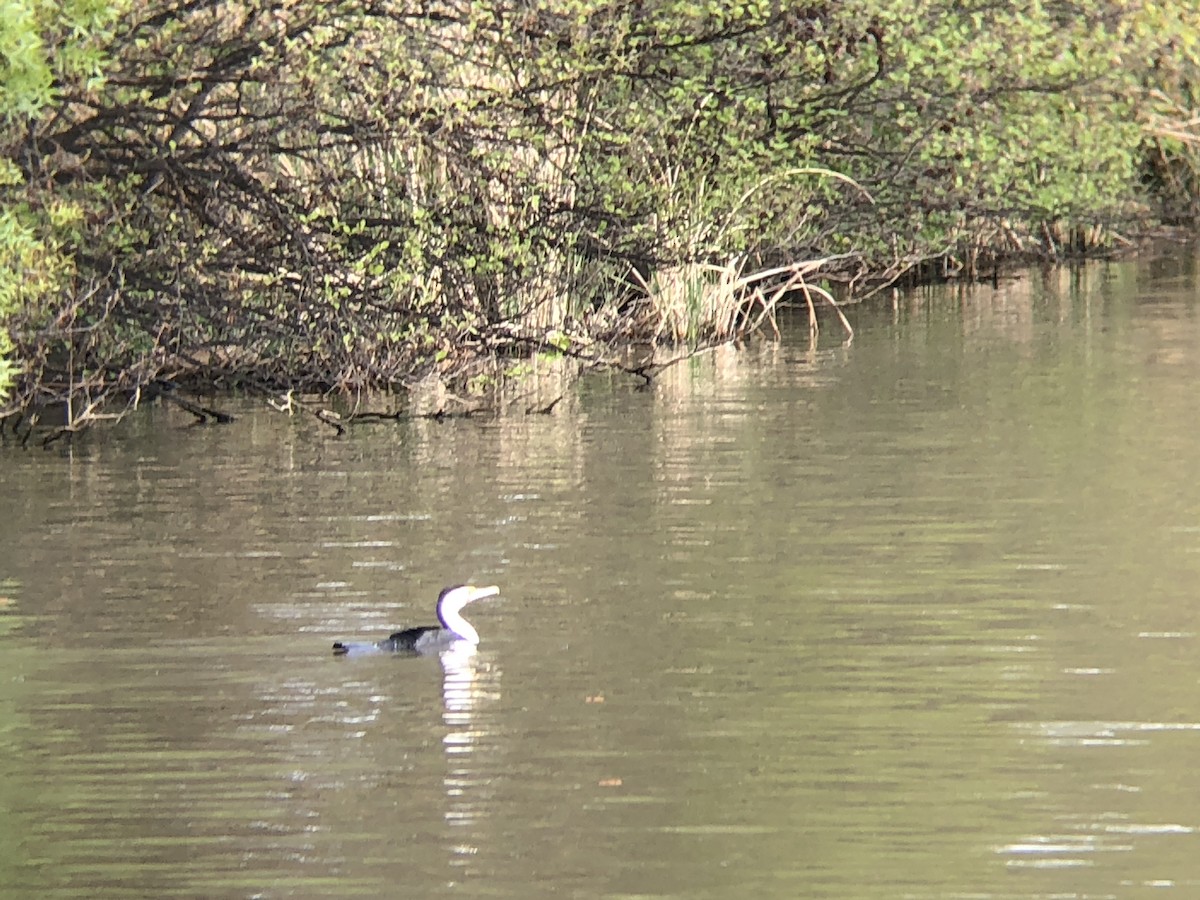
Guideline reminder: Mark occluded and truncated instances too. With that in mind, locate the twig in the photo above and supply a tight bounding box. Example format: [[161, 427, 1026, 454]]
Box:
[[161, 392, 236, 424], [526, 394, 564, 415], [342, 406, 488, 424], [496, 331, 656, 385], [262, 388, 347, 434], [313, 408, 346, 436]]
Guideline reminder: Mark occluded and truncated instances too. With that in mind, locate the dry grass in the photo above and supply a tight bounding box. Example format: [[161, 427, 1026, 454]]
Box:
[[632, 255, 856, 346], [630, 165, 872, 345]]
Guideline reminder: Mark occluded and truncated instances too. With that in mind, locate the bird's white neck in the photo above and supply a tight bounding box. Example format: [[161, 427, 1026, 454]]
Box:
[[442, 606, 480, 644], [437, 586, 490, 645]]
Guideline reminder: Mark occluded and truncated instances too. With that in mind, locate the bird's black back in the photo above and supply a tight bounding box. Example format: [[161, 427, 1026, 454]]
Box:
[[382, 626, 440, 652]]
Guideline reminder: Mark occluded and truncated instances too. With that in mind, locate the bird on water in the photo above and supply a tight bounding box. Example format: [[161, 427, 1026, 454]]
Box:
[[332, 584, 500, 655]]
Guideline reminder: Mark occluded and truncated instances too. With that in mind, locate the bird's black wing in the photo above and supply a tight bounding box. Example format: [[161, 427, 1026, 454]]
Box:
[[332, 626, 439, 656], [381, 626, 440, 652]]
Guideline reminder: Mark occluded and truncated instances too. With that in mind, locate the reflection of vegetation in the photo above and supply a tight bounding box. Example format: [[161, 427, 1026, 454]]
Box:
[[2, 1, 1200, 432], [0, 577, 21, 640], [0, 578, 28, 889]]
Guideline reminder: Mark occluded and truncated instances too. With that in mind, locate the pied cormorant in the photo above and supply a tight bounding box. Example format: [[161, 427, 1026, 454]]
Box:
[[332, 584, 500, 656]]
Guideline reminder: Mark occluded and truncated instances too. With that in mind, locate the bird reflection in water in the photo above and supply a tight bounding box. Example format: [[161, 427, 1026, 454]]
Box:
[[329, 583, 502, 866], [438, 637, 500, 869]]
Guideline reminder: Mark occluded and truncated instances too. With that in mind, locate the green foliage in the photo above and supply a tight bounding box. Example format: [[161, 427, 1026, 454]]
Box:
[[1133, 4, 1200, 222], [2, 0, 1200, 422], [0, 0, 123, 400], [0, 0, 53, 117], [819, 0, 1200, 260]]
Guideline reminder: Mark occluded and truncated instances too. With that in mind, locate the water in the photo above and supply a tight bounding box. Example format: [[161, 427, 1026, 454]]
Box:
[[3, 257, 1200, 897]]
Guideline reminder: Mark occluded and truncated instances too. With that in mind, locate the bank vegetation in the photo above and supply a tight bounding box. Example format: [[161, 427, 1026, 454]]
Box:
[[2, 0, 1200, 441]]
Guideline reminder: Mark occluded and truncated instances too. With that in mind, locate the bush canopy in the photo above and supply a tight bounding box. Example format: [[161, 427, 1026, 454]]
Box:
[[2, 0, 1199, 432]]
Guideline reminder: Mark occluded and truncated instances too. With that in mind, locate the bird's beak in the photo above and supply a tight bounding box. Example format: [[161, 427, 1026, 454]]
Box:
[[469, 585, 501, 600]]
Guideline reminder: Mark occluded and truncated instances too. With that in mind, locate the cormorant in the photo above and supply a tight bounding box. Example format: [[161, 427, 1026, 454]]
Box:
[[332, 584, 500, 655]]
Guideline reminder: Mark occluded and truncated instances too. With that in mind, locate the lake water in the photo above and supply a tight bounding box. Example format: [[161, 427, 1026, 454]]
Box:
[[3, 256, 1200, 898]]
